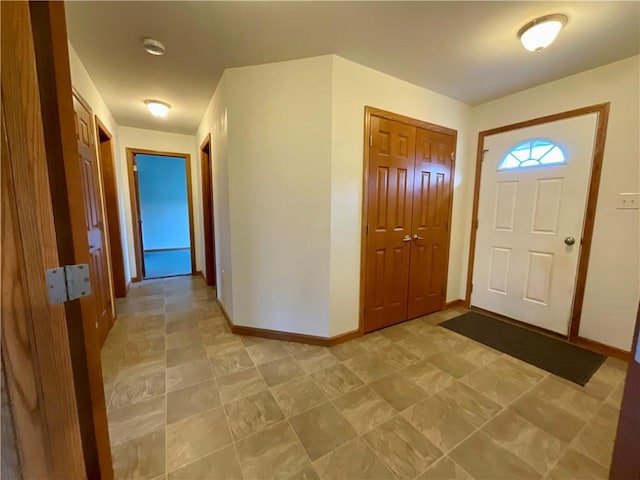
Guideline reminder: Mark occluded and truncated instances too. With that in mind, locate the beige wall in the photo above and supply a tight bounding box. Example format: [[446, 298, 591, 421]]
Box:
[[72, 35, 638, 351], [329, 56, 473, 335], [225, 57, 333, 336], [472, 56, 640, 351], [195, 74, 233, 316], [194, 55, 473, 337], [116, 126, 200, 279]]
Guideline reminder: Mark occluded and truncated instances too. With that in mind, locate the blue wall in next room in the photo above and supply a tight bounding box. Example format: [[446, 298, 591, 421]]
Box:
[[137, 154, 191, 250]]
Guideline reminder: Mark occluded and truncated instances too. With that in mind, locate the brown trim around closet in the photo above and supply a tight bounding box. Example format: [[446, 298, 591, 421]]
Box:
[[216, 298, 362, 347], [200, 133, 216, 287], [445, 299, 465, 309], [126, 148, 196, 281], [464, 103, 612, 349], [95, 116, 127, 298], [359, 106, 458, 334]]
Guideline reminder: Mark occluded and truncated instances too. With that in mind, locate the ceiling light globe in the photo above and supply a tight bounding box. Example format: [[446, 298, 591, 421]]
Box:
[[518, 14, 567, 53], [145, 100, 170, 117], [143, 38, 166, 56]]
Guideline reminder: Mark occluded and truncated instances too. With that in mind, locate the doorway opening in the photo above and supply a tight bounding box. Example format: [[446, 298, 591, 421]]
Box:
[[126, 148, 196, 280], [95, 117, 127, 298], [200, 134, 216, 288]]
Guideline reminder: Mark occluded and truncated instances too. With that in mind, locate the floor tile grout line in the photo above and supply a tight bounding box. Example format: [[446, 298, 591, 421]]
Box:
[[198, 300, 248, 480], [528, 369, 623, 475], [163, 281, 231, 477], [109, 286, 620, 479], [165, 432, 240, 477], [455, 354, 616, 479], [559, 378, 623, 472], [407, 360, 552, 479], [286, 416, 320, 476], [317, 348, 457, 480]]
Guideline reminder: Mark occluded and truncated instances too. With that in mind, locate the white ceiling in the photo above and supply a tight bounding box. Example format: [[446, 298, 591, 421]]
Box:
[[65, 1, 640, 135]]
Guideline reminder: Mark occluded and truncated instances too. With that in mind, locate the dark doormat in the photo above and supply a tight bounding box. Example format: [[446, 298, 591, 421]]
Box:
[[440, 311, 606, 386]]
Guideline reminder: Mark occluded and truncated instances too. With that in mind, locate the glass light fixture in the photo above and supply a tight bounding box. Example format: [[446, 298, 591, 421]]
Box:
[[145, 100, 171, 117], [142, 37, 166, 56], [518, 14, 567, 53]]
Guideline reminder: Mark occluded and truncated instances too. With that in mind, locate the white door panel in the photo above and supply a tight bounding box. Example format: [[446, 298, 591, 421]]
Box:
[[472, 114, 598, 334]]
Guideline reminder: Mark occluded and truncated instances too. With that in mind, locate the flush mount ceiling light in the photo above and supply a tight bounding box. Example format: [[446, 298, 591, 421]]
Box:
[[518, 14, 567, 53], [145, 100, 171, 117], [142, 37, 166, 56]]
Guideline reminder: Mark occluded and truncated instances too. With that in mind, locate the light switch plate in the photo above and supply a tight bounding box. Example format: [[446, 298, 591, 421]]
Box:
[[616, 193, 640, 210]]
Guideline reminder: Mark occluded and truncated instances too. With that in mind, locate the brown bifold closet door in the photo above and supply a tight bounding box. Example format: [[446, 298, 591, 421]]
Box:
[[363, 113, 454, 333], [364, 116, 417, 332], [407, 128, 455, 318]]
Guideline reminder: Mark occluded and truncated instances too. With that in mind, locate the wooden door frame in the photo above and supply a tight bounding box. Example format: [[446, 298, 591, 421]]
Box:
[[72, 89, 116, 329], [3, 1, 112, 477], [200, 133, 217, 287], [465, 103, 617, 353], [610, 301, 640, 478], [359, 106, 458, 334], [96, 116, 127, 298], [126, 147, 196, 281]]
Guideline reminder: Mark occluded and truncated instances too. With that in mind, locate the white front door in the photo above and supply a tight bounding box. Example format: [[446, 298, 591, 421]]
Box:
[[471, 113, 598, 335]]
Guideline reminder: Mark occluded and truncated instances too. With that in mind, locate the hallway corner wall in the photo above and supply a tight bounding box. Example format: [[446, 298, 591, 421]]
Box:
[[225, 56, 333, 337], [195, 74, 233, 317], [329, 55, 474, 336]]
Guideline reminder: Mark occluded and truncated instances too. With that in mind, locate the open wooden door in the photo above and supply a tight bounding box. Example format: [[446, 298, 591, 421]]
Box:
[[610, 303, 640, 479], [2, 2, 87, 477], [2, 1, 114, 478]]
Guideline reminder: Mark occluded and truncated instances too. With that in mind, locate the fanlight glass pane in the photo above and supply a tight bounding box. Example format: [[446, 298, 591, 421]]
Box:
[[498, 139, 566, 170]]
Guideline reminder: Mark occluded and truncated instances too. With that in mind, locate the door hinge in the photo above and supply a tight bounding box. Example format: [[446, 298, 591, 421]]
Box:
[[46, 264, 92, 305], [366, 225, 369, 235], [474, 219, 479, 230], [481, 149, 489, 161], [450, 151, 455, 160], [369, 134, 373, 147], [133, 165, 138, 172], [470, 283, 473, 293]]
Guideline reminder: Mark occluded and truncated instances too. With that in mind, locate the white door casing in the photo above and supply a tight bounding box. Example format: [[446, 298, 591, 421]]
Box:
[[471, 114, 598, 335]]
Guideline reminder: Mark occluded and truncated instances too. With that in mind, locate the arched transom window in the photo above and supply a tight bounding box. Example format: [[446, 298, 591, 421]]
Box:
[[498, 139, 566, 170]]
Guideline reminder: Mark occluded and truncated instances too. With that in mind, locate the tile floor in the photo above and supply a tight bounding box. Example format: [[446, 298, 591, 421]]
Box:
[[102, 276, 627, 480]]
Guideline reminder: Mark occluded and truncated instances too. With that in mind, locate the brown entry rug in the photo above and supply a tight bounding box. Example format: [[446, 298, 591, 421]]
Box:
[[440, 311, 606, 386]]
